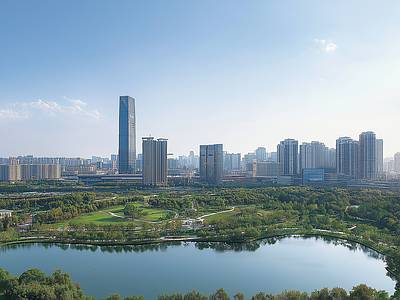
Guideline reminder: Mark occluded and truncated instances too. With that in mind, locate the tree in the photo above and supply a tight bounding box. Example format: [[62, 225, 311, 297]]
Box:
[[329, 287, 348, 300], [349, 284, 374, 300], [209, 288, 230, 300], [0, 267, 10, 290], [19, 268, 47, 284], [158, 292, 183, 300], [184, 289, 208, 300], [124, 204, 141, 219], [125, 296, 145, 300], [106, 293, 123, 300], [233, 292, 245, 300], [373, 290, 389, 300], [250, 292, 267, 300]]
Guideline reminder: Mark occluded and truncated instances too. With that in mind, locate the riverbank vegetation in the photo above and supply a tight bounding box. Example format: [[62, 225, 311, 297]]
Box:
[[3, 185, 400, 295], [0, 267, 391, 300]]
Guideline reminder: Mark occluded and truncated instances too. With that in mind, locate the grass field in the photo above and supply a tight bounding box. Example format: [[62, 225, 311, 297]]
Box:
[[203, 208, 238, 220], [141, 208, 169, 222], [50, 205, 171, 227]]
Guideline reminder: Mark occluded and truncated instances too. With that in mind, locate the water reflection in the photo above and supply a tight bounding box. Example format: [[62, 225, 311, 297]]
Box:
[[0, 236, 386, 261]]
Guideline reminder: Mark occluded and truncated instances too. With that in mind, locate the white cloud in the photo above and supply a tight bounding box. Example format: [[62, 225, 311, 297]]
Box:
[[325, 41, 338, 53], [0, 109, 29, 120], [24, 99, 63, 117], [19, 97, 102, 120], [313, 38, 338, 53]]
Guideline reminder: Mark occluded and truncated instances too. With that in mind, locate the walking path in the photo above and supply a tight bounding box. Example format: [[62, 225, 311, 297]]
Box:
[[100, 211, 162, 224], [195, 207, 235, 222]]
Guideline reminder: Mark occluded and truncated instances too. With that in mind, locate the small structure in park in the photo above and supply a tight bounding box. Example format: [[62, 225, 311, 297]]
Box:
[[0, 209, 12, 219]]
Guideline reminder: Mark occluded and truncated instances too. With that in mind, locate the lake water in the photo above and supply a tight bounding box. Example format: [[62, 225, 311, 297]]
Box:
[[0, 236, 395, 299]]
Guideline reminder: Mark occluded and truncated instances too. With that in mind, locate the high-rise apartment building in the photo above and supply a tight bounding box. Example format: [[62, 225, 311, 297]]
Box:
[[325, 148, 336, 168], [358, 131, 376, 180], [200, 144, 223, 185], [255, 147, 267, 162], [277, 139, 298, 175], [224, 152, 241, 170], [394, 153, 400, 173], [118, 96, 136, 174], [336, 137, 358, 178], [299, 141, 326, 170], [142, 137, 168, 185], [375, 139, 383, 175]]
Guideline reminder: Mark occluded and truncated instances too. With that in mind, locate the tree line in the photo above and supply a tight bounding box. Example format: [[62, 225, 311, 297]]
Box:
[[0, 267, 391, 300]]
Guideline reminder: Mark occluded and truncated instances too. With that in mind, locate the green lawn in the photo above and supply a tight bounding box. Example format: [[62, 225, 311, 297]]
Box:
[[50, 205, 171, 227], [140, 208, 169, 222], [203, 209, 238, 220], [52, 211, 136, 227]]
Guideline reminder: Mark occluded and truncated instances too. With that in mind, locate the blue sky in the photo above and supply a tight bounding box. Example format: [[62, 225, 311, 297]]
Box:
[[1, 1, 400, 158]]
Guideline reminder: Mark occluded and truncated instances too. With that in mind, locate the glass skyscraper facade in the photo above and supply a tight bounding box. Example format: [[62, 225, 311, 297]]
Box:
[[118, 96, 136, 174], [200, 144, 223, 185]]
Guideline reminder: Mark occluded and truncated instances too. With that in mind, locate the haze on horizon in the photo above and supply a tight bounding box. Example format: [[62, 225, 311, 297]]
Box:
[[1, 1, 400, 159]]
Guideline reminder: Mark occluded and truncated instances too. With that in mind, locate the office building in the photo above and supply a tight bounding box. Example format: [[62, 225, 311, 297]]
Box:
[[256, 162, 281, 176], [336, 137, 358, 178], [302, 169, 324, 185], [142, 137, 168, 185], [118, 96, 136, 174], [200, 144, 223, 185], [358, 131, 376, 180], [277, 139, 298, 175], [375, 139, 383, 175]]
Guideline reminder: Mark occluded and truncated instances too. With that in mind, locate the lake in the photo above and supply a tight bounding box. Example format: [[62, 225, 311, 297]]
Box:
[[0, 236, 395, 299]]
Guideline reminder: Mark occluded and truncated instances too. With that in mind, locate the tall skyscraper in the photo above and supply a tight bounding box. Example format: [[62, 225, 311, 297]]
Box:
[[375, 139, 383, 175], [358, 131, 376, 180], [277, 138, 298, 175], [200, 144, 223, 185], [142, 137, 168, 185], [118, 96, 136, 174], [336, 137, 358, 178]]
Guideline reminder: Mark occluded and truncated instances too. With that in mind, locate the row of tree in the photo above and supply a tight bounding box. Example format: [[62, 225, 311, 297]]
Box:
[[0, 268, 391, 300]]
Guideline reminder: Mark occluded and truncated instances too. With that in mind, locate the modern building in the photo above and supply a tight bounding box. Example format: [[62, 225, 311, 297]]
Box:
[[142, 137, 168, 185], [224, 152, 241, 171], [277, 138, 298, 175], [325, 148, 336, 168], [0, 164, 61, 182], [375, 139, 383, 175], [394, 153, 400, 173], [299, 141, 327, 171], [0, 210, 12, 219], [200, 144, 223, 185], [118, 95, 136, 174], [255, 162, 281, 176], [336, 137, 359, 179], [358, 131, 376, 180], [255, 147, 267, 162], [302, 169, 324, 185]]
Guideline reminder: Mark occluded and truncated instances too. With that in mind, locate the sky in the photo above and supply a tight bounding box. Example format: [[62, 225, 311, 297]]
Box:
[[1, 1, 400, 159]]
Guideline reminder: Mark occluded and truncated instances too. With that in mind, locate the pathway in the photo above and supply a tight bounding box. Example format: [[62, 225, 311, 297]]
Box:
[[196, 207, 235, 222]]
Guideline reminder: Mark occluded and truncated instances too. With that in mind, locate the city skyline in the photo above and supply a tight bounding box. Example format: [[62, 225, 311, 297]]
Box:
[[1, 1, 400, 158]]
